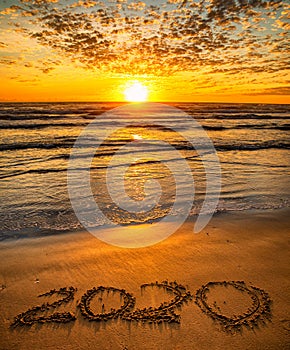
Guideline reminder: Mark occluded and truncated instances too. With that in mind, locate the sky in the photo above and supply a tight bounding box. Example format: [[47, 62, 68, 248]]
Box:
[[0, 0, 289, 103]]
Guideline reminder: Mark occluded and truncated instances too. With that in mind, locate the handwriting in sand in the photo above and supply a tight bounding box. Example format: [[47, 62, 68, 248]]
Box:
[[10, 280, 271, 333]]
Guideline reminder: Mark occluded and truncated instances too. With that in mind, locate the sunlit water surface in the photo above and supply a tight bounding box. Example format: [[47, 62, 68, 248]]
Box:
[[0, 102, 289, 238]]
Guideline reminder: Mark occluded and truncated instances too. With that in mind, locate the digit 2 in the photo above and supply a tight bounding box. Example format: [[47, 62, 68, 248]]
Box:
[[122, 281, 193, 323], [10, 286, 77, 327]]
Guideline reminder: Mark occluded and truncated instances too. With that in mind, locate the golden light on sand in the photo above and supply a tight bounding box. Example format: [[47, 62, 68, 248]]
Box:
[[124, 82, 148, 102]]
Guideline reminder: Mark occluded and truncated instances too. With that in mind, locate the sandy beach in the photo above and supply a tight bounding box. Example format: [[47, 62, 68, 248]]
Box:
[[0, 209, 289, 350]]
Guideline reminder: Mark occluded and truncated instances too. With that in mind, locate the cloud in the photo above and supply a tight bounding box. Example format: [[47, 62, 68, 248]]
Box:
[[0, 41, 8, 48], [248, 86, 290, 95], [70, 1, 98, 8], [0, 0, 288, 78], [0, 58, 17, 65]]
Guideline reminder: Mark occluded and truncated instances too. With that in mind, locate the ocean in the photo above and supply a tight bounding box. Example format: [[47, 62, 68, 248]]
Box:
[[0, 102, 289, 240]]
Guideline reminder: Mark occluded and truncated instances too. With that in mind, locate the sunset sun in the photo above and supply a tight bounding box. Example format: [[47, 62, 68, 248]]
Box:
[[124, 82, 148, 102]]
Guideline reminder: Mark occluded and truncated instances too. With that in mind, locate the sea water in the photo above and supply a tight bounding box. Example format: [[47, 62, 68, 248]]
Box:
[[0, 102, 289, 239]]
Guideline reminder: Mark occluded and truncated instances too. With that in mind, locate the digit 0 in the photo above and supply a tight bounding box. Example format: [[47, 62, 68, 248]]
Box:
[[78, 286, 135, 321]]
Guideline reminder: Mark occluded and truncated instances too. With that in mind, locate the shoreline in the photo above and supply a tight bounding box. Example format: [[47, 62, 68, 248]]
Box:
[[1, 207, 289, 243], [0, 208, 289, 349]]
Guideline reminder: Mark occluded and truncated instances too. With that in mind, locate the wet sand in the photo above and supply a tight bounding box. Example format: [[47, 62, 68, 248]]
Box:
[[0, 209, 289, 350]]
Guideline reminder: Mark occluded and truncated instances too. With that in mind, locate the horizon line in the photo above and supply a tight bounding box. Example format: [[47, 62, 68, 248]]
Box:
[[0, 100, 289, 105]]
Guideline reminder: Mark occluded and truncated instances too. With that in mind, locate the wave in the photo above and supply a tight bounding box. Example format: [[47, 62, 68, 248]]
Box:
[[1, 113, 289, 121], [191, 113, 290, 120], [0, 155, 187, 179], [0, 165, 109, 179], [0, 141, 74, 151], [0, 154, 69, 169], [0, 114, 69, 121], [1, 146, 289, 180], [203, 124, 290, 131], [127, 122, 290, 131], [214, 142, 290, 151], [0, 138, 289, 153], [1, 123, 289, 132], [0, 103, 117, 120], [0, 122, 88, 129], [1, 204, 289, 241], [173, 141, 290, 151], [0, 107, 104, 115], [0, 112, 105, 121]]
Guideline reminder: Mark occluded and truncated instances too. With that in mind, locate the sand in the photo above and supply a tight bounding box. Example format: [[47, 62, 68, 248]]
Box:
[[0, 209, 289, 350]]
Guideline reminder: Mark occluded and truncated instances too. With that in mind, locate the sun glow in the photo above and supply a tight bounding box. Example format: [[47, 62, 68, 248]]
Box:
[[124, 82, 148, 102], [133, 134, 143, 141]]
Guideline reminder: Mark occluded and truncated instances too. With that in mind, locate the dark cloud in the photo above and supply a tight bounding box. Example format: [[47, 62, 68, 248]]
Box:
[[0, 0, 288, 76]]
